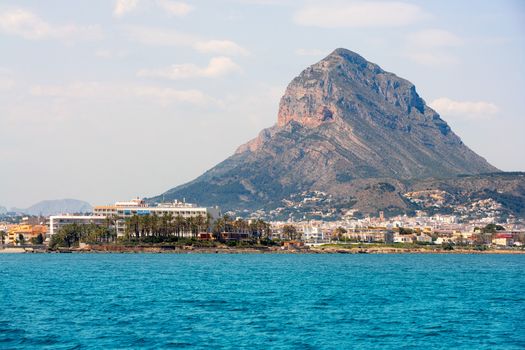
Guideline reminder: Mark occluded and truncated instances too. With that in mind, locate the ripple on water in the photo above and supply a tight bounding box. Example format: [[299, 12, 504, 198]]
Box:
[[0, 254, 524, 349]]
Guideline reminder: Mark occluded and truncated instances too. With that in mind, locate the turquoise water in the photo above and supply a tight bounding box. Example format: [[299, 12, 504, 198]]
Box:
[[1, 254, 524, 349]]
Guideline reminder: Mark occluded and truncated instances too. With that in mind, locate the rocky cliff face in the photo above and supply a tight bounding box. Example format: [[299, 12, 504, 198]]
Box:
[[236, 48, 496, 179], [151, 49, 518, 217]]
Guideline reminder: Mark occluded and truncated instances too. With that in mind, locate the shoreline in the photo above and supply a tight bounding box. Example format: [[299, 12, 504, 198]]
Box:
[[1, 245, 524, 255]]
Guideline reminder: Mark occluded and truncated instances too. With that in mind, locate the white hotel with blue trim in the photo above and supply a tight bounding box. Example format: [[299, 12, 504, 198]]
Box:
[[93, 198, 221, 237]]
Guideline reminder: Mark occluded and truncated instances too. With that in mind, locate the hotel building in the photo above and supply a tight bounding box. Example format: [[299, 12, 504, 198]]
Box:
[[46, 198, 220, 238], [48, 215, 107, 236], [93, 198, 220, 237]]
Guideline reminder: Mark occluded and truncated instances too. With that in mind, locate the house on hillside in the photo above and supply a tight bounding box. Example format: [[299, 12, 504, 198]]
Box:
[[492, 233, 513, 246]]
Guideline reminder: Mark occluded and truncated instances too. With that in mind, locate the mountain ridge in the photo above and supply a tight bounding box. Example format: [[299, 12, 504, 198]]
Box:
[[11, 199, 92, 216], [150, 49, 523, 218]]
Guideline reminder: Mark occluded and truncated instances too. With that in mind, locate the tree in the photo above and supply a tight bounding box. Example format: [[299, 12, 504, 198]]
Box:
[[0, 230, 6, 245], [282, 225, 297, 241], [125, 214, 140, 240], [30, 233, 44, 245], [165, 212, 174, 236], [195, 214, 207, 236], [399, 227, 413, 235], [443, 242, 454, 251], [212, 216, 226, 240], [150, 213, 159, 237], [174, 215, 185, 238], [333, 227, 347, 241], [482, 223, 505, 234], [17, 233, 25, 245], [49, 223, 87, 248], [141, 214, 151, 238]]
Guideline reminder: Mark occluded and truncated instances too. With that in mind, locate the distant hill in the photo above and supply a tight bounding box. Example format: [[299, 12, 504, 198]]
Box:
[[150, 48, 524, 219], [0, 205, 7, 215], [12, 199, 92, 216]]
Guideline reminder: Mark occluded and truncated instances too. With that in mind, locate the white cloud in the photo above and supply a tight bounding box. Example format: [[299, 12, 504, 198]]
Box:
[[295, 48, 327, 56], [405, 52, 459, 66], [114, 0, 192, 18], [114, 0, 140, 17], [0, 70, 15, 91], [125, 26, 249, 55], [156, 0, 193, 16], [0, 8, 102, 41], [293, 1, 427, 28], [124, 26, 195, 46], [408, 29, 463, 48], [236, 0, 288, 4], [405, 29, 463, 66], [193, 40, 249, 56], [0, 77, 15, 91], [95, 49, 128, 59], [30, 82, 214, 106], [430, 97, 499, 119], [137, 57, 241, 80], [132, 86, 210, 105]]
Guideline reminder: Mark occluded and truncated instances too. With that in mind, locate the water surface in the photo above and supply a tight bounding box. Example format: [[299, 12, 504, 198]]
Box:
[[1, 254, 524, 349]]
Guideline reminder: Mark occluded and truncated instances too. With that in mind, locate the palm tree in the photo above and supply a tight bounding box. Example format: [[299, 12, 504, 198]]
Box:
[[165, 212, 174, 237], [150, 213, 159, 237], [141, 214, 152, 238], [174, 215, 185, 238], [129, 214, 140, 240], [282, 225, 297, 241], [187, 216, 198, 238], [205, 213, 212, 232], [195, 214, 205, 237], [212, 217, 226, 241]]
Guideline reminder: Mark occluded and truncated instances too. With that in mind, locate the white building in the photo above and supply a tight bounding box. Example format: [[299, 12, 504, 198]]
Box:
[[394, 234, 413, 243], [303, 225, 325, 244], [93, 198, 220, 237], [416, 234, 433, 243], [48, 215, 108, 236]]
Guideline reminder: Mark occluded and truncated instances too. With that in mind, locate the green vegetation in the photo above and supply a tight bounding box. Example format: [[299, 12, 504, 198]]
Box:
[[30, 233, 44, 245], [50, 223, 116, 249], [49, 214, 274, 249], [333, 227, 347, 241], [320, 242, 435, 249], [442, 242, 454, 251], [398, 227, 413, 235], [123, 213, 271, 242], [282, 224, 300, 240], [481, 223, 506, 233]]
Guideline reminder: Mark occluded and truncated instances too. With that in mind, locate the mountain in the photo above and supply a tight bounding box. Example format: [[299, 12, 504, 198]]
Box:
[[0, 205, 7, 215], [151, 48, 523, 219], [12, 199, 92, 216]]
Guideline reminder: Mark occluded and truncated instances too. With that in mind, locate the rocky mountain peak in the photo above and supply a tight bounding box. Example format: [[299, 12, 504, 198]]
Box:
[[153, 48, 505, 216], [276, 48, 428, 130]]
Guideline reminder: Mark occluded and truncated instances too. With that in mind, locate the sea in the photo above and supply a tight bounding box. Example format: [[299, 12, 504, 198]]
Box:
[[0, 253, 524, 349]]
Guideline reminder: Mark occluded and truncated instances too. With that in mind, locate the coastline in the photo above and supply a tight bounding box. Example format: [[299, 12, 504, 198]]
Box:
[[1, 245, 524, 254]]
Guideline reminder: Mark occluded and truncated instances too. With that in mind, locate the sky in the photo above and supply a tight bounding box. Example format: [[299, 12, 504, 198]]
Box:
[[1, 0, 524, 208]]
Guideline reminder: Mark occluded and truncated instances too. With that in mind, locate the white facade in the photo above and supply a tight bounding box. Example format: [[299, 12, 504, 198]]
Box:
[[416, 234, 433, 243], [49, 215, 107, 236], [93, 198, 220, 237], [303, 226, 325, 243], [393, 234, 413, 243]]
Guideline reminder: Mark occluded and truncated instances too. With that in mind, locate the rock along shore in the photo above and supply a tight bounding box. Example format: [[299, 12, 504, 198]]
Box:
[[2, 245, 523, 254]]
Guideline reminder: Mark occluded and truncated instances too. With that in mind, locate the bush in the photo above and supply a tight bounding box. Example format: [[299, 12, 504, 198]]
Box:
[[442, 243, 454, 251], [226, 240, 238, 247]]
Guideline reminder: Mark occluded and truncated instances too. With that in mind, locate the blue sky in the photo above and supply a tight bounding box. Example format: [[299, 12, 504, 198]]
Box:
[[1, 0, 524, 208]]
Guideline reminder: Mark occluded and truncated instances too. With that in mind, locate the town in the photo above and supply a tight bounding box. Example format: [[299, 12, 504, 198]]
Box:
[[1, 197, 524, 253]]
